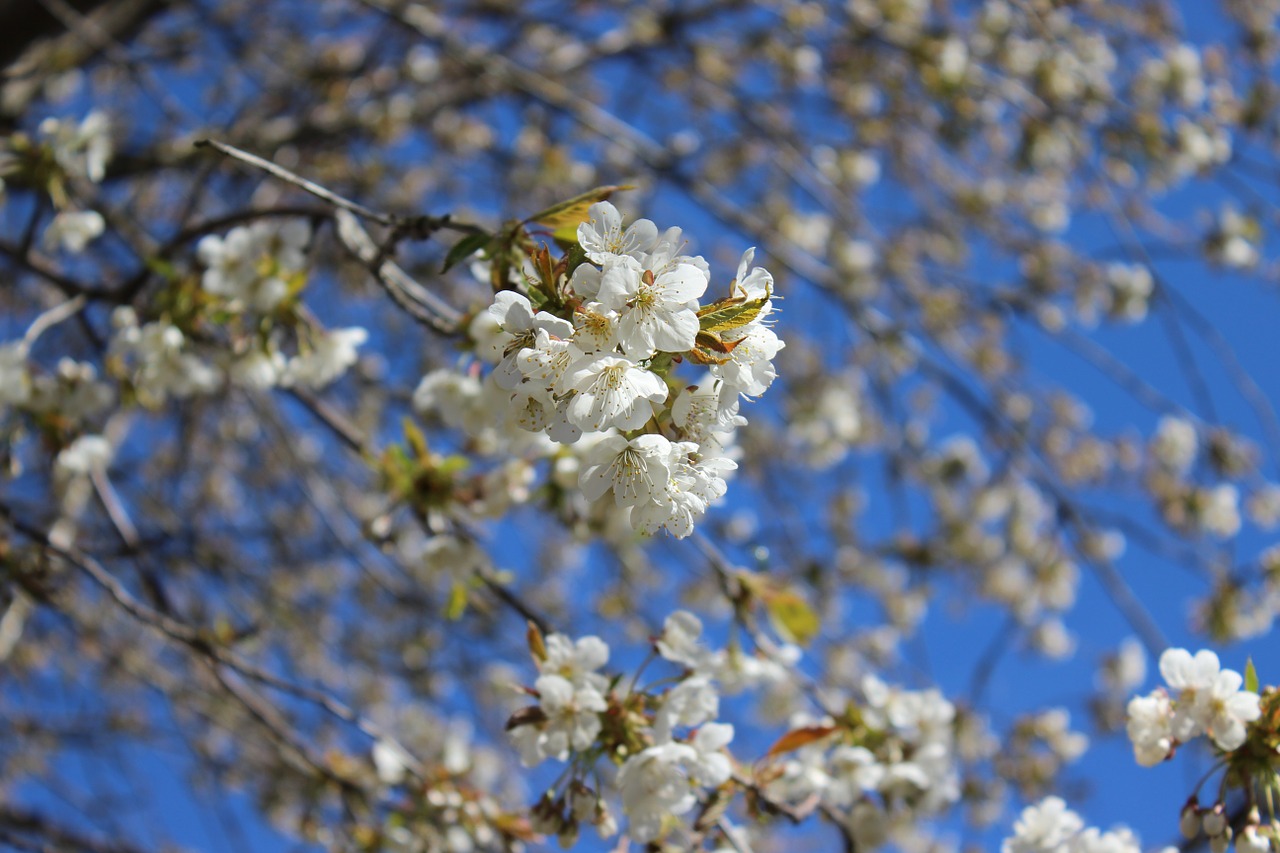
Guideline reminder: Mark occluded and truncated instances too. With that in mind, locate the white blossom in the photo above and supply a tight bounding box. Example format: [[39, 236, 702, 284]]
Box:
[[1003, 796, 1084, 853], [653, 675, 719, 740], [1125, 691, 1173, 766], [110, 308, 221, 402], [712, 323, 785, 398], [685, 722, 734, 787], [281, 327, 367, 389], [229, 349, 286, 390], [197, 220, 309, 312], [578, 433, 672, 507], [596, 255, 707, 358], [656, 610, 716, 671], [1150, 416, 1197, 473], [487, 291, 574, 390], [525, 673, 606, 763], [55, 434, 112, 478], [563, 354, 667, 432], [1195, 666, 1261, 751], [43, 210, 104, 254], [40, 111, 112, 183], [0, 342, 31, 408], [616, 742, 698, 843], [577, 202, 659, 264], [539, 633, 610, 692]]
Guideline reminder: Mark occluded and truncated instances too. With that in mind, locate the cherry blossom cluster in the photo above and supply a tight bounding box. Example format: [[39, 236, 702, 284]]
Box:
[[107, 219, 366, 402], [1123, 649, 1280, 852], [1, 311, 116, 483], [1126, 648, 1261, 765], [1146, 417, 1243, 540], [11, 112, 114, 255], [1001, 795, 1171, 853], [762, 675, 962, 849], [506, 612, 751, 845], [1179, 801, 1280, 853], [430, 201, 781, 538]]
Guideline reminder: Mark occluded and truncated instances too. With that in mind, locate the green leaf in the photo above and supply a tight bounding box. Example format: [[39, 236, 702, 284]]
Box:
[[1246, 657, 1259, 693], [146, 257, 180, 280], [442, 232, 491, 273], [526, 285, 551, 311], [698, 290, 770, 333], [763, 588, 821, 646], [523, 184, 633, 231], [402, 417, 428, 460], [446, 580, 468, 620]]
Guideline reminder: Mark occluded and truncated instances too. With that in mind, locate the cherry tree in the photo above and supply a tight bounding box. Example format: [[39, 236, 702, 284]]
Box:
[[4, 1, 1280, 851]]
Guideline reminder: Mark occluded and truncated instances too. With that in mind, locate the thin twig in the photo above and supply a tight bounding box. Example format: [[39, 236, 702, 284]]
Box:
[[194, 139, 396, 225]]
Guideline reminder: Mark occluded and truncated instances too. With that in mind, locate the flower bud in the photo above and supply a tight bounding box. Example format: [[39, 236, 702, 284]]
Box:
[[568, 783, 597, 823], [1180, 801, 1201, 839], [557, 820, 579, 849], [1209, 826, 1232, 853], [1203, 804, 1228, 837], [595, 801, 618, 838], [1238, 825, 1272, 853], [530, 794, 564, 835]]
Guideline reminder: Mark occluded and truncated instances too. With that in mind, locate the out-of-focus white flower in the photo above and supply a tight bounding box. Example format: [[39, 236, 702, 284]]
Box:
[[685, 722, 734, 787], [1198, 484, 1241, 540], [539, 633, 610, 692], [198, 220, 309, 312], [40, 111, 112, 182], [110, 308, 222, 402], [281, 326, 366, 389], [1195, 666, 1261, 751], [656, 610, 716, 671], [653, 675, 719, 739], [55, 434, 112, 478], [1125, 691, 1173, 766], [1151, 416, 1197, 473], [1002, 796, 1084, 853], [0, 342, 31, 408], [228, 349, 286, 390], [43, 210, 104, 254], [1103, 263, 1153, 323], [371, 738, 413, 786], [616, 742, 698, 843], [527, 673, 606, 762]]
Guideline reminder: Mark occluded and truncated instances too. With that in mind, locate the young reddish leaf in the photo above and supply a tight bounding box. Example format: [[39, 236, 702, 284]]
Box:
[[527, 620, 547, 663], [686, 345, 733, 366], [505, 705, 548, 731], [764, 725, 837, 759]]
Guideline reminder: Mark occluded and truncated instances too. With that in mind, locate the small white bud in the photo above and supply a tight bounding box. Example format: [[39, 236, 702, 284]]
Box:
[[1203, 805, 1228, 837], [1180, 802, 1201, 839]]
